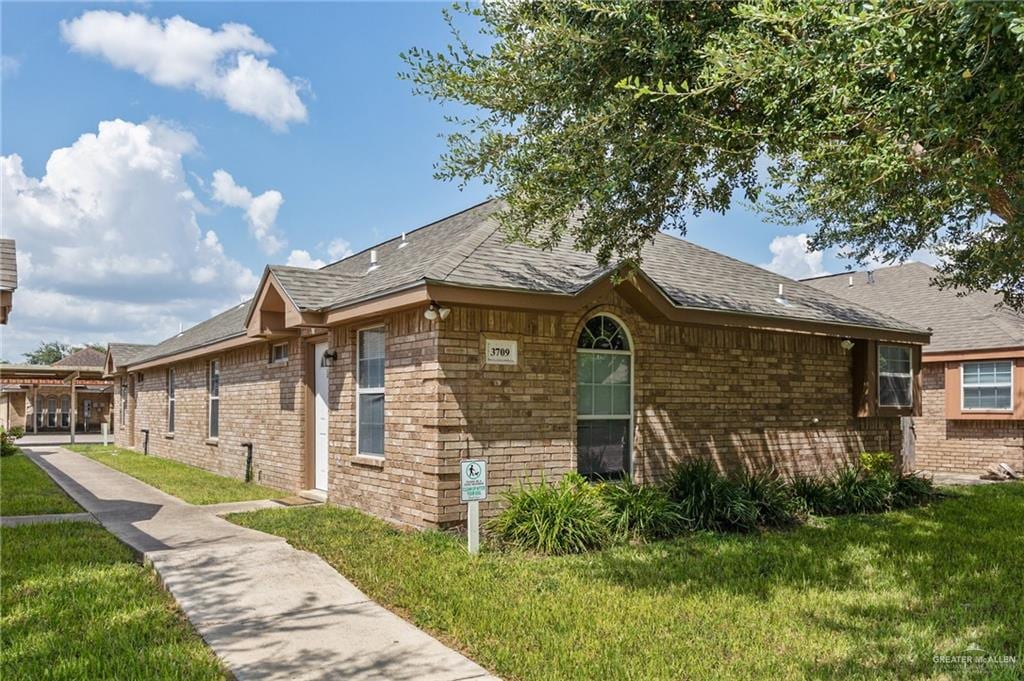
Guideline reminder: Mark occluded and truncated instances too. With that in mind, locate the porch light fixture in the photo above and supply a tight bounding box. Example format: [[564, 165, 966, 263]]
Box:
[[320, 349, 338, 367], [840, 339, 856, 351], [424, 302, 450, 321]]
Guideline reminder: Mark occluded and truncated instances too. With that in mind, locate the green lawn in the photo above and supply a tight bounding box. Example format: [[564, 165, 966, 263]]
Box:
[[1, 522, 227, 680], [0, 454, 81, 516], [231, 484, 1024, 680], [67, 445, 287, 505]]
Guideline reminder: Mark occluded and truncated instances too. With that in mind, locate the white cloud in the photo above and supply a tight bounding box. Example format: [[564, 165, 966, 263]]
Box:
[[1, 55, 20, 78], [285, 249, 326, 269], [1, 118, 258, 361], [326, 238, 353, 261], [761, 233, 829, 279], [60, 11, 308, 130], [211, 170, 285, 254]]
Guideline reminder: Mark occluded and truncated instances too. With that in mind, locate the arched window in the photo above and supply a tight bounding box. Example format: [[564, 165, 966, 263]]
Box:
[[46, 396, 57, 428], [576, 315, 632, 480], [60, 395, 71, 429]]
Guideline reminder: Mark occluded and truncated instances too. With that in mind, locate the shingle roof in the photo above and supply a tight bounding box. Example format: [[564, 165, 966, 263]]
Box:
[[52, 347, 106, 368], [270, 199, 922, 335], [0, 239, 17, 291], [127, 301, 250, 366], [132, 201, 928, 369], [803, 262, 1024, 354], [107, 343, 154, 369]]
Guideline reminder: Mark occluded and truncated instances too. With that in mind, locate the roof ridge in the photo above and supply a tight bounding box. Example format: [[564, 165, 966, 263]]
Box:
[[427, 209, 504, 282], [319, 198, 500, 272]]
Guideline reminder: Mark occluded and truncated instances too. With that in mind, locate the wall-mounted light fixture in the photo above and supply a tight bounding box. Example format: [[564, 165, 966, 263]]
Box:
[[424, 302, 450, 321], [840, 339, 855, 351], [320, 349, 338, 367]]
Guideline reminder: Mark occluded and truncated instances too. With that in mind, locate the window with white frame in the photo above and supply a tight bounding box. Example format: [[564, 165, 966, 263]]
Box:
[[270, 342, 289, 364], [167, 368, 176, 432], [120, 378, 127, 426], [208, 360, 220, 438], [962, 360, 1013, 411], [878, 345, 913, 407], [357, 328, 385, 456], [576, 315, 632, 480]]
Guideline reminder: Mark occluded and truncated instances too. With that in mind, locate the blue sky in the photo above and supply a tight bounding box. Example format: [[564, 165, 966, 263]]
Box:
[[1, 2, 865, 361]]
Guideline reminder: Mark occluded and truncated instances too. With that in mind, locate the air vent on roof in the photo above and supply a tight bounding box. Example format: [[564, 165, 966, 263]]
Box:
[[774, 283, 792, 307], [398, 232, 408, 248], [367, 249, 379, 273], [848, 275, 854, 288]]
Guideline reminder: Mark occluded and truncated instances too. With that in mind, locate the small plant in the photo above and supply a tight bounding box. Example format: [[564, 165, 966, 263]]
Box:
[[859, 451, 895, 477], [790, 474, 834, 515], [665, 459, 758, 532], [488, 473, 612, 555], [598, 478, 685, 541], [891, 472, 939, 508], [827, 465, 893, 514], [737, 469, 803, 527], [1, 426, 24, 457]]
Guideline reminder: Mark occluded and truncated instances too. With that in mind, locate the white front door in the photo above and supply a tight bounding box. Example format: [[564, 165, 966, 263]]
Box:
[[314, 342, 329, 491]]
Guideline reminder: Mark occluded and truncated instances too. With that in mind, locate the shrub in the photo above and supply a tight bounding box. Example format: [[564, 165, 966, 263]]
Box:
[[0, 426, 22, 457], [891, 472, 939, 508], [859, 451, 895, 477], [790, 474, 834, 515], [488, 473, 612, 555], [598, 478, 684, 541], [737, 469, 803, 527], [665, 459, 758, 532], [829, 465, 894, 514]]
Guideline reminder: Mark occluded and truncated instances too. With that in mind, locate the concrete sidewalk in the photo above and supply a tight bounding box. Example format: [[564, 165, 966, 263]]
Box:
[[26, 447, 497, 681]]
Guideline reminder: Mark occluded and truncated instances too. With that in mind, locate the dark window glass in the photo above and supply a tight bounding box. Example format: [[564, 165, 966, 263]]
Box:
[[358, 329, 385, 389], [358, 394, 385, 455], [576, 420, 629, 480], [209, 399, 219, 438], [577, 315, 629, 351]]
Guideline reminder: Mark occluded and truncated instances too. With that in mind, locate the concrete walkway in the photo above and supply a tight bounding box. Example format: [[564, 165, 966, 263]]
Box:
[[26, 447, 497, 681]]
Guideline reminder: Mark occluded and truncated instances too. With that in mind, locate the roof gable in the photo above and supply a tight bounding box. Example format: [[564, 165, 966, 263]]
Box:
[[52, 347, 106, 368]]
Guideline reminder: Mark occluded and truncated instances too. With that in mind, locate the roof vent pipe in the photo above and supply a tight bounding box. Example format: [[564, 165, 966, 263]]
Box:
[[867, 271, 875, 284], [848, 275, 854, 287], [398, 232, 408, 248], [775, 283, 791, 306], [368, 249, 379, 272]]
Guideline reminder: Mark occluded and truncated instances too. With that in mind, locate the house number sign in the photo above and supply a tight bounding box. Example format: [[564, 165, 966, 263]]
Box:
[[485, 339, 518, 365]]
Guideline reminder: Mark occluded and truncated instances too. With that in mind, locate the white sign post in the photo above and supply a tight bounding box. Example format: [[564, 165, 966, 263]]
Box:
[[460, 459, 487, 555], [101, 422, 109, 446]]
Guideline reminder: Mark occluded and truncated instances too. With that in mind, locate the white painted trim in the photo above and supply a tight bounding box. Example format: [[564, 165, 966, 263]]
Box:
[[356, 325, 386, 458], [167, 367, 176, 434], [575, 313, 635, 479], [960, 359, 1014, 412], [877, 344, 913, 408], [207, 359, 221, 439]]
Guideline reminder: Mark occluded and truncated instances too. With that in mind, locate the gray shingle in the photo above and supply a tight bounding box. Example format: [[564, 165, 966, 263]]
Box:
[[0, 239, 17, 291], [107, 343, 154, 369], [52, 347, 106, 368], [803, 262, 1024, 353], [127, 301, 250, 366]]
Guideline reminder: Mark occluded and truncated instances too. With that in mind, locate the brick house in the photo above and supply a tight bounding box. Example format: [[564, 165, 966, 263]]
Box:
[[806, 263, 1024, 474], [110, 201, 929, 528], [0, 238, 16, 324], [1, 347, 114, 434]]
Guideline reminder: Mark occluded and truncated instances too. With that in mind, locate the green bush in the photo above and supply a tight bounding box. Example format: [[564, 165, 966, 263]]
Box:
[[859, 451, 895, 476], [829, 466, 894, 514], [598, 478, 684, 541], [0, 426, 23, 457], [665, 459, 758, 532], [891, 472, 939, 508], [790, 474, 834, 515], [737, 469, 803, 527], [488, 473, 612, 555]]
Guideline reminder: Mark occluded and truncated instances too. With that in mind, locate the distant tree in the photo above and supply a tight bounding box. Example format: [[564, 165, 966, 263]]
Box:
[[23, 341, 73, 365], [405, 1, 1024, 308]]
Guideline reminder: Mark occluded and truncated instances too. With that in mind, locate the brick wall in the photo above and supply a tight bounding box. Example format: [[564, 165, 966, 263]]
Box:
[[119, 338, 308, 492], [434, 291, 902, 527], [914, 363, 1024, 473], [325, 308, 446, 528]]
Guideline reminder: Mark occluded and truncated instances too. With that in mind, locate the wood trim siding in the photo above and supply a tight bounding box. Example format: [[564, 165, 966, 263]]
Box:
[[944, 358, 1024, 420]]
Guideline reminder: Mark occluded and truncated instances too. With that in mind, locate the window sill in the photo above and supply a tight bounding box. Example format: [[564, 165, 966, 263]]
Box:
[[205, 437, 219, 447], [164, 433, 175, 440], [269, 360, 289, 367], [352, 454, 384, 468]]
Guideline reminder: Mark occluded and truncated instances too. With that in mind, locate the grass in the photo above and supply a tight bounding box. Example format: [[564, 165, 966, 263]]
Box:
[[0, 453, 81, 516], [67, 445, 287, 505], [231, 484, 1024, 680], [1, 522, 226, 680]]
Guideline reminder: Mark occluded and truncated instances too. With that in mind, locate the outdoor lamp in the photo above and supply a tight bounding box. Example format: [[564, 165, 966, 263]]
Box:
[[424, 302, 451, 321], [320, 349, 338, 367], [840, 339, 855, 351]]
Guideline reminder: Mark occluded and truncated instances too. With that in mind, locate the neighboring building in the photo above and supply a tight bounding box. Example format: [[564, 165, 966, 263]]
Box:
[[0, 238, 16, 324], [1, 347, 114, 433], [111, 201, 929, 529], [805, 263, 1024, 474]]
